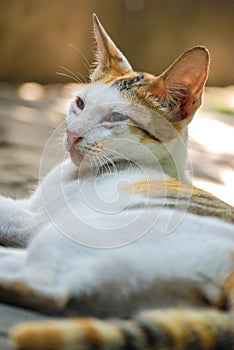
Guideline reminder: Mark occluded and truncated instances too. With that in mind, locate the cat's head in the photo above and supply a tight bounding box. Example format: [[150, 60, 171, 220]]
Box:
[[65, 14, 209, 174]]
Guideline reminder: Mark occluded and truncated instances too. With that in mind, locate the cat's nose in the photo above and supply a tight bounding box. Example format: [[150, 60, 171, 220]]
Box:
[[66, 129, 83, 150]]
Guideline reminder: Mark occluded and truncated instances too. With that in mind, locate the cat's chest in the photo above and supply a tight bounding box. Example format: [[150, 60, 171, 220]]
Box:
[[29, 160, 157, 220], [29, 159, 233, 231]]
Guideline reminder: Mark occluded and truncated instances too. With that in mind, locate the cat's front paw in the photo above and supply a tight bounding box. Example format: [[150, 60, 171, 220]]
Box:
[[0, 196, 35, 247]]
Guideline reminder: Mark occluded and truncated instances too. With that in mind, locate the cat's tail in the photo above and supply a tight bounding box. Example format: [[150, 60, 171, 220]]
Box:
[[10, 308, 234, 350]]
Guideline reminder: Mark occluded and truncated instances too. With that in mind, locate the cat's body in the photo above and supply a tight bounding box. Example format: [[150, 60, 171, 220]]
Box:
[[0, 14, 233, 350]]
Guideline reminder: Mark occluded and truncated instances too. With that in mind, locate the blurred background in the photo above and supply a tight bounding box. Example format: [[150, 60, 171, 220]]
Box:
[[0, 0, 233, 85], [0, 0, 233, 204]]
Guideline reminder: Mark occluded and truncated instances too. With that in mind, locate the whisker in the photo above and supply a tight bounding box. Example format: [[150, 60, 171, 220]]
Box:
[[96, 155, 104, 177], [68, 43, 91, 75], [94, 155, 103, 177], [74, 142, 121, 179], [56, 72, 80, 84], [91, 156, 99, 177], [83, 154, 92, 174], [101, 152, 117, 177], [74, 71, 89, 84], [102, 150, 118, 170], [103, 145, 134, 171], [96, 152, 114, 178], [60, 66, 83, 84], [80, 143, 119, 177], [89, 157, 96, 176], [87, 154, 99, 177], [101, 155, 112, 177]]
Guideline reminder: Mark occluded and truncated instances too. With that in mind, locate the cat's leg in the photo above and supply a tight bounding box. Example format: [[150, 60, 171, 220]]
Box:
[[0, 195, 42, 247], [0, 246, 27, 278], [0, 216, 110, 314], [0, 225, 74, 313]]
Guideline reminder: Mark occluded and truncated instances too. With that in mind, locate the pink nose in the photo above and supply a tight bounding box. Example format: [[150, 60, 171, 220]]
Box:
[[66, 129, 82, 150]]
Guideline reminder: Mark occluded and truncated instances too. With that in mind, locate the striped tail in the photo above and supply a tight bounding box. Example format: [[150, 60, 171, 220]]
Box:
[[11, 308, 234, 350]]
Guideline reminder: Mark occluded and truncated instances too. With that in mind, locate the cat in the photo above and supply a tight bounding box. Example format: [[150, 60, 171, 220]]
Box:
[[0, 13, 233, 350]]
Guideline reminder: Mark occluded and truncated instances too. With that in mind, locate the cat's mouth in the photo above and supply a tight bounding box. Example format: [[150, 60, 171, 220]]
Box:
[[66, 129, 83, 150], [65, 130, 84, 163], [69, 146, 85, 164]]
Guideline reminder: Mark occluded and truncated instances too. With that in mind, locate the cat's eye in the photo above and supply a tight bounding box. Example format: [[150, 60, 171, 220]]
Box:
[[108, 112, 129, 122], [75, 96, 85, 110]]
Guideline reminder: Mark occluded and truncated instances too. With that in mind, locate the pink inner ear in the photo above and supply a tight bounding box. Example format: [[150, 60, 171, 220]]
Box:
[[180, 93, 201, 120], [148, 47, 209, 121], [148, 76, 168, 98]]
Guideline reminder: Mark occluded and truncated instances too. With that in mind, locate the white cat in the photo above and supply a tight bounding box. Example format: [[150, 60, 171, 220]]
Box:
[[0, 14, 233, 350]]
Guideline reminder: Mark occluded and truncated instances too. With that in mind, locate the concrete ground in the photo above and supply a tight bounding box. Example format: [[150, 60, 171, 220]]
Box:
[[0, 83, 233, 348]]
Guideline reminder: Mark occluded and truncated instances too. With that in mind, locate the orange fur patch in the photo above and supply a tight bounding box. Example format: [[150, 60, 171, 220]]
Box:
[[128, 125, 161, 144], [77, 318, 104, 346], [11, 324, 65, 350], [129, 179, 194, 195], [124, 179, 234, 223]]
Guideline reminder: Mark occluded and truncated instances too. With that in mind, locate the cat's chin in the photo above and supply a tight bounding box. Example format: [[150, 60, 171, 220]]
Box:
[[69, 147, 84, 166]]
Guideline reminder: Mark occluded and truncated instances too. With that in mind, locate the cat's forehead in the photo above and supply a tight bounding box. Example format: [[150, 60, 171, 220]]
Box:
[[75, 71, 154, 103], [111, 72, 153, 91], [74, 81, 124, 108], [104, 71, 154, 89]]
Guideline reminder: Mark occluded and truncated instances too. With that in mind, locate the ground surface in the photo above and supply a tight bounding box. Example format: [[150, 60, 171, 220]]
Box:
[[0, 83, 233, 348]]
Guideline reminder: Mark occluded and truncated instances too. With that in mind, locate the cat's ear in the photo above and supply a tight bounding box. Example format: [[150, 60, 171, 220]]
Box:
[[91, 14, 133, 82], [148, 47, 209, 125]]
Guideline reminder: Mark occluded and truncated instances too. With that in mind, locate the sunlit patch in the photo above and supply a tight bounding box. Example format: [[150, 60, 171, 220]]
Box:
[[193, 178, 234, 206], [189, 112, 234, 154], [18, 82, 45, 101], [203, 87, 234, 114], [221, 170, 234, 187], [227, 92, 234, 111]]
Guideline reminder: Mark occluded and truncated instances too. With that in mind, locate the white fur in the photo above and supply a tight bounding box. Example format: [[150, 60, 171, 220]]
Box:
[[66, 83, 125, 135], [0, 82, 233, 317]]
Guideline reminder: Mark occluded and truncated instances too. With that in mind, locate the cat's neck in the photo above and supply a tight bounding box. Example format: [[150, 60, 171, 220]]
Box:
[[160, 128, 191, 183], [73, 130, 191, 183], [75, 128, 190, 183]]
